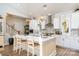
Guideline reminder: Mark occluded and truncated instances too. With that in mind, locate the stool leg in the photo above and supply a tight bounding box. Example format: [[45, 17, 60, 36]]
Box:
[[19, 49, 21, 55], [32, 48, 34, 56], [25, 43, 27, 56], [27, 45, 30, 56], [15, 48, 17, 53], [27, 48, 29, 56], [15, 49, 17, 53]]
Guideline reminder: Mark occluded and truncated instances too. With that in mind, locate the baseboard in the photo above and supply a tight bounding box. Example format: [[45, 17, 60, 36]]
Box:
[[56, 45, 79, 52]]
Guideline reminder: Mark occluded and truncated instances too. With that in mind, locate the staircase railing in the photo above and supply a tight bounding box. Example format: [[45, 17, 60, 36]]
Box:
[[6, 23, 18, 36]]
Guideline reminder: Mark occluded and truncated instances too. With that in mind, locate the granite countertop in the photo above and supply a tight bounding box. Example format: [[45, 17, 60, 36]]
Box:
[[13, 34, 55, 43]]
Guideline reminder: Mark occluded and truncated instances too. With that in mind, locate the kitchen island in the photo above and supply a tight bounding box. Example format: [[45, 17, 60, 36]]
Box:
[[40, 36, 56, 56], [13, 34, 56, 56]]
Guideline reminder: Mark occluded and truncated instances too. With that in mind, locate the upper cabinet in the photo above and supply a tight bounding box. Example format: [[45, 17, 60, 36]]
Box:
[[53, 17, 60, 29], [71, 12, 79, 29]]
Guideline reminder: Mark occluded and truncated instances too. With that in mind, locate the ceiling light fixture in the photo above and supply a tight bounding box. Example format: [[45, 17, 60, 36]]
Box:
[[43, 4, 47, 10]]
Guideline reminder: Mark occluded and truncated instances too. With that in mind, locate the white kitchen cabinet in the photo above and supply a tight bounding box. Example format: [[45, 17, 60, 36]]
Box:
[[62, 35, 71, 48], [55, 12, 79, 50], [71, 12, 79, 29], [57, 35, 79, 51], [53, 17, 60, 29], [56, 35, 72, 48], [70, 36, 79, 50], [56, 35, 64, 47]]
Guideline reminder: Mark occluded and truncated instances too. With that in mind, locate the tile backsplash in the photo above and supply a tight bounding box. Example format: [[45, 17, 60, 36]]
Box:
[[71, 29, 79, 36]]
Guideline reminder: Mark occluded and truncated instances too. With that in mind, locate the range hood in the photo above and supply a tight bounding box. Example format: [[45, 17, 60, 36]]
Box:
[[46, 15, 53, 27], [43, 14, 55, 35]]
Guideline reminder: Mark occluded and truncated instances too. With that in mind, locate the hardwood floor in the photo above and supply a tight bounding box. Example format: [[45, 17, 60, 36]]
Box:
[[0, 45, 79, 56], [56, 46, 79, 56], [0, 45, 32, 56]]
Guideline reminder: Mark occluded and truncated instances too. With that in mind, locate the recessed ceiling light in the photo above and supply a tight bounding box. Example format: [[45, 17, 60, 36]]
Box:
[[43, 5, 47, 7]]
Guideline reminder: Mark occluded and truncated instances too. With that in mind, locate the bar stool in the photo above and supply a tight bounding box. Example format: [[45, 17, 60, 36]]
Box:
[[27, 37, 39, 56], [13, 36, 27, 55], [21, 36, 27, 55], [14, 37, 22, 54]]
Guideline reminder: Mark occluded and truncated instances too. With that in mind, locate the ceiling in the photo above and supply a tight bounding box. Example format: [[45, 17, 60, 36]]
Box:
[[0, 3, 79, 18]]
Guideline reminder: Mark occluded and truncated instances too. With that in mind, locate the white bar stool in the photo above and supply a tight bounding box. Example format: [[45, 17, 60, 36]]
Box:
[[27, 37, 39, 56]]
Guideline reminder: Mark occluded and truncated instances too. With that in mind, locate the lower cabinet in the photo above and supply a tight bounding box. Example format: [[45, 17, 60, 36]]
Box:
[[56, 35, 64, 47], [70, 37, 79, 50], [56, 35, 71, 48], [56, 35, 79, 51], [63, 36, 71, 48]]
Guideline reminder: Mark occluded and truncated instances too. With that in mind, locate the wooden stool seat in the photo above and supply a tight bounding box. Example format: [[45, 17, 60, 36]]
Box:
[[27, 39, 39, 56], [29, 43, 39, 47], [13, 37, 27, 55]]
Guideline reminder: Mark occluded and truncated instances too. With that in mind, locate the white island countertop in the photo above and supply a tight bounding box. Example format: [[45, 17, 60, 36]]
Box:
[[13, 34, 56, 43]]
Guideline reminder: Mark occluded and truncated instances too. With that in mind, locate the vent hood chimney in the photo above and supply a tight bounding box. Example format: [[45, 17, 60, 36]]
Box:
[[44, 14, 55, 35], [46, 14, 53, 27]]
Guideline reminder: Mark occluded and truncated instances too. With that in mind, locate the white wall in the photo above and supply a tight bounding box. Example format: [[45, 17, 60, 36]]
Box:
[[6, 15, 26, 34], [4, 15, 26, 45]]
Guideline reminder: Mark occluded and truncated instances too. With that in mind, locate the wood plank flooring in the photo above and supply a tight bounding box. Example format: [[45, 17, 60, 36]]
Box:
[[56, 46, 79, 56], [0, 45, 32, 56], [0, 45, 79, 56]]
